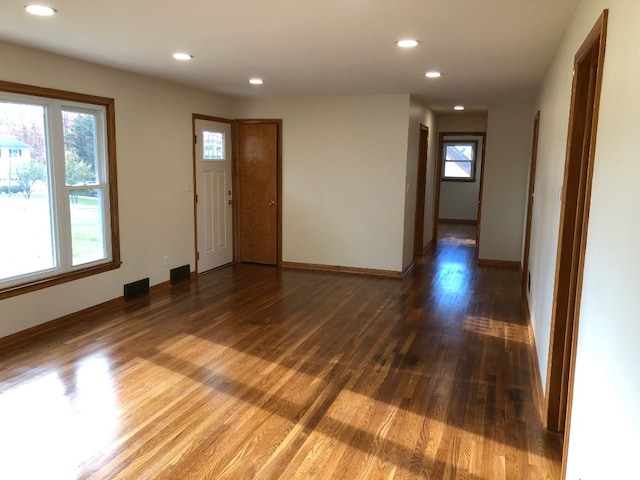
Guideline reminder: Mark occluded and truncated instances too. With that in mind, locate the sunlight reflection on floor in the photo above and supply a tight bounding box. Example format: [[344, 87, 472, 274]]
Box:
[[0, 355, 118, 480]]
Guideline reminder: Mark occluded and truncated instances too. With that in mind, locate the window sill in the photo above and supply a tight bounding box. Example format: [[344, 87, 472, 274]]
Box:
[[0, 260, 122, 301]]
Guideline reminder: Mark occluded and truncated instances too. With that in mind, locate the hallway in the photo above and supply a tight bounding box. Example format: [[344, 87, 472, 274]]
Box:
[[0, 227, 562, 479]]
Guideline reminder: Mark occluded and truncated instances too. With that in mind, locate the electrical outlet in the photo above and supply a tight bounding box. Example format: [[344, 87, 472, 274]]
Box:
[[163, 255, 169, 267]]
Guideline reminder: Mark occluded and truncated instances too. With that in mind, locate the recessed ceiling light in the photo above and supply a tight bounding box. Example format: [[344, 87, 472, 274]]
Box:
[[172, 53, 193, 61], [396, 39, 419, 48], [249, 78, 264, 85], [425, 71, 442, 78], [454, 105, 465, 111], [25, 4, 56, 16]]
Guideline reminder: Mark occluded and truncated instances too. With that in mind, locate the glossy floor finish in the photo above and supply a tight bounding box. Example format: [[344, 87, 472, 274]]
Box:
[[0, 225, 562, 480]]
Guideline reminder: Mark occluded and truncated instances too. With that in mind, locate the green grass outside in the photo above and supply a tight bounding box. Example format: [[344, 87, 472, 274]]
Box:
[[70, 195, 105, 264], [0, 193, 105, 278]]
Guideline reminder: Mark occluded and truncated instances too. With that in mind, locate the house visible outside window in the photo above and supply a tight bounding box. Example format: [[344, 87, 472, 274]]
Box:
[[0, 82, 120, 298], [442, 141, 478, 182]]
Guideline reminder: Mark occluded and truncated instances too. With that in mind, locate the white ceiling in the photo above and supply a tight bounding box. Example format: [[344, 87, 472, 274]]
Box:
[[0, 0, 580, 111]]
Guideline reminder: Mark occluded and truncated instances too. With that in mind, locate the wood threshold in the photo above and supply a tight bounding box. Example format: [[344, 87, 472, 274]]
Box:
[[477, 259, 521, 269], [422, 238, 434, 255], [281, 261, 403, 278], [438, 218, 478, 225], [401, 261, 415, 278]]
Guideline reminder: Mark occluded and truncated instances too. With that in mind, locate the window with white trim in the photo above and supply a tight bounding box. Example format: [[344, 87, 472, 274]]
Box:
[[0, 82, 120, 298]]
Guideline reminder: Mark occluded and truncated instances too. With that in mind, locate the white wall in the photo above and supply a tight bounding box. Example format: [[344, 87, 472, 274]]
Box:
[[437, 113, 487, 222], [234, 94, 411, 273], [402, 98, 438, 269], [438, 113, 488, 132], [478, 104, 533, 262], [0, 42, 417, 338], [530, 1, 640, 478], [0, 41, 235, 339]]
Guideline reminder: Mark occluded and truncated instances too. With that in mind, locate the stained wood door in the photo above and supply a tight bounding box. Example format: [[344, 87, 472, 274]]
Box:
[[236, 121, 280, 265], [194, 118, 233, 272]]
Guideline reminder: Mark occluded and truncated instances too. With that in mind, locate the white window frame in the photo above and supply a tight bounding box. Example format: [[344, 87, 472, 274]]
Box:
[[0, 81, 120, 299], [441, 140, 478, 182]]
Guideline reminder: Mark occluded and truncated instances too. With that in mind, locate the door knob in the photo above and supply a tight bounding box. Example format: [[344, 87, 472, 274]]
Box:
[[268, 200, 278, 206]]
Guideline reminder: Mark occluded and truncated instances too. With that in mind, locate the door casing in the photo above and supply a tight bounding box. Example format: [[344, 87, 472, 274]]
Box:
[[540, 9, 608, 480], [414, 124, 430, 256], [522, 111, 541, 294], [433, 131, 486, 243]]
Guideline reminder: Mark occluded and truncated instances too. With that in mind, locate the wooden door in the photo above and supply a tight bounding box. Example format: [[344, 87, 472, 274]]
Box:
[[194, 118, 233, 272], [236, 121, 281, 265]]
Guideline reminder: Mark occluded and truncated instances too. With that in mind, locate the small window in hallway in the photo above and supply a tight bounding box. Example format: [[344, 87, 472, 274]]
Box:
[[442, 140, 477, 181]]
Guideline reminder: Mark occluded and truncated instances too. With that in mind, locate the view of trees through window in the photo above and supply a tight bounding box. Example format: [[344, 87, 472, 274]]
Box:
[[0, 99, 106, 285]]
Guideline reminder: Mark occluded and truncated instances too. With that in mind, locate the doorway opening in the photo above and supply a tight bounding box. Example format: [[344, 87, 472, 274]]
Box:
[[433, 131, 486, 246], [192, 116, 283, 273]]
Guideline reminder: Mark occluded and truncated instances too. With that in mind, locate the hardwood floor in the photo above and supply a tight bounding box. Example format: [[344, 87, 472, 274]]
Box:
[[438, 222, 477, 246], [0, 226, 562, 479]]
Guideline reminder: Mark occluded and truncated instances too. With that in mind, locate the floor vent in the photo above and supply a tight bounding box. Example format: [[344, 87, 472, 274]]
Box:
[[124, 278, 150, 302], [170, 265, 191, 285]]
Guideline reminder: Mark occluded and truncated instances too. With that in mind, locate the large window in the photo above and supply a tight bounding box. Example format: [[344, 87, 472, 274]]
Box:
[[0, 81, 120, 299], [441, 140, 478, 181]]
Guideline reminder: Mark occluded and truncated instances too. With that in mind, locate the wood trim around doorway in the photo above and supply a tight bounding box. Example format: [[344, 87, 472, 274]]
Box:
[[522, 111, 541, 294], [540, 9, 608, 480], [433, 131, 487, 243], [414, 124, 429, 256]]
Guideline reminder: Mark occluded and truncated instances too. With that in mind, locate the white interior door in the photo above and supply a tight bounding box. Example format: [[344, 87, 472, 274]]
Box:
[[195, 119, 233, 272]]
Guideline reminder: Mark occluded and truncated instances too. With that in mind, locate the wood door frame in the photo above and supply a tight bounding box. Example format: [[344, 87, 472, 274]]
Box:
[[522, 111, 541, 293], [433, 131, 486, 243], [233, 119, 283, 266], [414, 124, 430, 256], [541, 10, 608, 480], [192, 114, 235, 273], [475, 137, 487, 245]]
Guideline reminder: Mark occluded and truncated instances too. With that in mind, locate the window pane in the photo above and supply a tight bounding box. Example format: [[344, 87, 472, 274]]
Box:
[[63, 110, 98, 185], [444, 161, 473, 178], [70, 189, 105, 266], [0, 102, 55, 281], [203, 131, 225, 160], [445, 144, 474, 161]]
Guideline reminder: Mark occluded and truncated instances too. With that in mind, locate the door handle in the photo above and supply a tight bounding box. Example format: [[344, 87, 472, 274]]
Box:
[[268, 200, 278, 206]]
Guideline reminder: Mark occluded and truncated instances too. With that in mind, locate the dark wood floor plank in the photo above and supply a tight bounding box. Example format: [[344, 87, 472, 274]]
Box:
[[0, 223, 562, 479]]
